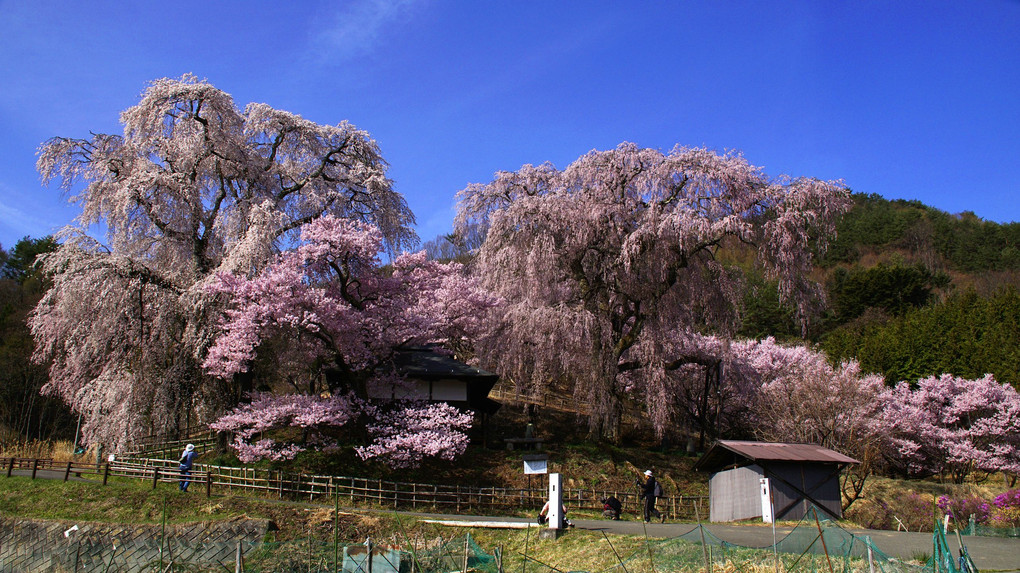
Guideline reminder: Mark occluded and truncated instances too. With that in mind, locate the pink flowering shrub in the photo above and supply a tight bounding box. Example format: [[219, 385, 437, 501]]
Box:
[[356, 403, 474, 469], [937, 494, 991, 525], [990, 489, 1020, 527], [210, 392, 362, 462], [210, 392, 475, 468]]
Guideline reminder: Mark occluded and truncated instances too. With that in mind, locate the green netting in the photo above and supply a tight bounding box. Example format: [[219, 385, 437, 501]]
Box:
[[963, 523, 1020, 538], [221, 507, 978, 573], [594, 506, 929, 573], [241, 533, 499, 573], [409, 532, 499, 573], [926, 525, 978, 573]]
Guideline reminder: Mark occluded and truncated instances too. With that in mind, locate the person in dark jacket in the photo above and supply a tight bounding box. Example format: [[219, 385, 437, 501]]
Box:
[[637, 470, 665, 523], [178, 443, 198, 492], [601, 496, 623, 520]]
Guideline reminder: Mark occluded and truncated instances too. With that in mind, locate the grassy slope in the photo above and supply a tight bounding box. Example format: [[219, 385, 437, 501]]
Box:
[[0, 476, 792, 573]]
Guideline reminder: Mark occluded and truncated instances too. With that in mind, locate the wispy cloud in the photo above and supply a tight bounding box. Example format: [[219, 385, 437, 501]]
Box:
[[0, 177, 75, 245], [307, 0, 424, 64], [0, 198, 60, 246]]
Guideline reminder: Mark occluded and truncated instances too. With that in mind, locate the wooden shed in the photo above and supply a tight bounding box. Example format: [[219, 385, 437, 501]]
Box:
[[694, 440, 858, 522], [372, 346, 502, 415]]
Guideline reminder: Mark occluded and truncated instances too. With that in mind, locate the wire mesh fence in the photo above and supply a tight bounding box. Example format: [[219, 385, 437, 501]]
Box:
[[206, 509, 940, 573], [0, 507, 976, 573]]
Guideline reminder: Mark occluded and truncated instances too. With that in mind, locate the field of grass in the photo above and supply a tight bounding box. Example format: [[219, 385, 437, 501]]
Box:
[[0, 476, 887, 573]]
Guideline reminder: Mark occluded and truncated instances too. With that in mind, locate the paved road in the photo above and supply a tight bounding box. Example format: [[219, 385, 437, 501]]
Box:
[[10, 470, 1020, 571]]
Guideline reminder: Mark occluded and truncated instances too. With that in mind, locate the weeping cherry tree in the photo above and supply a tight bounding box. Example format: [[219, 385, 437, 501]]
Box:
[[456, 142, 850, 441], [30, 75, 415, 449]]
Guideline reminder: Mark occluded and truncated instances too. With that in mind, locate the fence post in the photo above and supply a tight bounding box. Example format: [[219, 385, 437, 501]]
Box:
[[152, 467, 160, 490], [6, 457, 14, 477], [103, 463, 111, 485], [64, 461, 72, 482], [866, 535, 875, 573], [206, 470, 212, 498], [31, 458, 39, 480]]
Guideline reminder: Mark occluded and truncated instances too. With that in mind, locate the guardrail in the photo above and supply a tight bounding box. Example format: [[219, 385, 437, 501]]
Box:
[[2, 456, 708, 520]]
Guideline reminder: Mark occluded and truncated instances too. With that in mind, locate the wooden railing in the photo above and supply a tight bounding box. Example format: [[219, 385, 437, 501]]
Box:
[[488, 384, 588, 415], [2, 456, 708, 520], [123, 430, 218, 458]]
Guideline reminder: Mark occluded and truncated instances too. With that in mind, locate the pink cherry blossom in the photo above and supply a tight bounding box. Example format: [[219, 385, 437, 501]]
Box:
[[456, 142, 850, 440], [874, 374, 1020, 481], [30, 75, 415, 450], [204, 215, 500, 467]]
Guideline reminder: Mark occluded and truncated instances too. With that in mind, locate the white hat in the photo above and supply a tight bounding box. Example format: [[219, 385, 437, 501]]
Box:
[[185, 444, 195, 452], [644, 470, 652, 477]]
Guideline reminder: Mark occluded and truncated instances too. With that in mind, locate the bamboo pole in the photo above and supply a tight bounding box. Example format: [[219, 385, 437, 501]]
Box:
[[814, 507, 835, 573]]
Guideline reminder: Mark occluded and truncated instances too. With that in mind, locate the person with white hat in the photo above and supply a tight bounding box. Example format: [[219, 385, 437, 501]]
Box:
[[178, 443, 198, 492], [637, 469, 665, 523]]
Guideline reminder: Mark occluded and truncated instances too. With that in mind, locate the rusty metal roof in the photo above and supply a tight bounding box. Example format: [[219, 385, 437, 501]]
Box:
[[694, 440, 859, 473]]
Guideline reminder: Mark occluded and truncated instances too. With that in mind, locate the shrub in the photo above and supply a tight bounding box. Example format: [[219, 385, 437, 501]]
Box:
[[990, 489, 1020, 527], [936, 494, 991, 525], [990, 506, 1020, 528]]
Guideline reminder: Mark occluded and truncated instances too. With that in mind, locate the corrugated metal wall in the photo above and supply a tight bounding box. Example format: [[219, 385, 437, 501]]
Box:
[[708, 462, 843, 522], [708, 464, 764, 522]]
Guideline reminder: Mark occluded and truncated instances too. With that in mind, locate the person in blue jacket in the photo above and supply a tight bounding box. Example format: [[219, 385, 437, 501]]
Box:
[[178, 443, 198, 492]]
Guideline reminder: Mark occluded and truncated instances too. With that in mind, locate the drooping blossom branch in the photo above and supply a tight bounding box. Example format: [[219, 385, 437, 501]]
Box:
[[457, 142, 850, 440]]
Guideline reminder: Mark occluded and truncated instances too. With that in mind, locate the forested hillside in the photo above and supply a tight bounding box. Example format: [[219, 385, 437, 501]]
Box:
[[0, 236, 72, 441], [739, 193, 1020, 388], [820, 193, 1020, 274]]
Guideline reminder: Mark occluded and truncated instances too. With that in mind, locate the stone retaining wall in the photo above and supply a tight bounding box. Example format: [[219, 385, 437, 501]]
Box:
[[0, 516, 271, 572]]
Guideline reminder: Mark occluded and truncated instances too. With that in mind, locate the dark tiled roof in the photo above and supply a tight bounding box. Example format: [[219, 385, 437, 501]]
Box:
[[694, 440, 859, 473], [392, 348, 498, 380]]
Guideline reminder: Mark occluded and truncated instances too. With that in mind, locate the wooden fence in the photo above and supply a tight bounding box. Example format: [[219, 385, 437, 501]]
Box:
[[2, 456, 708, 520], [122, 430, 219, 459]]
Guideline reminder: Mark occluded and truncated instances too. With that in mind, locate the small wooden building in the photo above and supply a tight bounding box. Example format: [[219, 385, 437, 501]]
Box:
[[369, 347, 502, 415], [694, 440, 858, 522]]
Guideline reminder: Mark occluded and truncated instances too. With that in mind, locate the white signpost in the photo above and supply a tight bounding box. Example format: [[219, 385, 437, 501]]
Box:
[[759, 477, 774, 523], [548, 473, 563, 529]]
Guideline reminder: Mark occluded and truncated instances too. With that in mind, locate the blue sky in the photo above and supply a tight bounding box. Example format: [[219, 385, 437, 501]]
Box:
[[1, 1, 1018, 250]]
